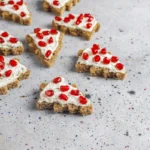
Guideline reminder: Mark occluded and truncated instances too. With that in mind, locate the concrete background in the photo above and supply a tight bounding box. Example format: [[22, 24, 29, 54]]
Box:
[[0, 0, 150, 149]]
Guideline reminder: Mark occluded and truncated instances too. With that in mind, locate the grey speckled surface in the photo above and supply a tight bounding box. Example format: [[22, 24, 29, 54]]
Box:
[[0, 0, 150, 150]]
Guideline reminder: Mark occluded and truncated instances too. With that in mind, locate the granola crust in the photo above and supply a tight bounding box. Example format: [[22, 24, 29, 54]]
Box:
[[0, 69, 30, 95], [26, 32, 64, 68], [43, 0, 80, 16], [75, 50, 126, 80], [0, 4, 32, 25], [36, 82, 93, 116], [52, 20, 100, 40], [0, 46, 24, 56]]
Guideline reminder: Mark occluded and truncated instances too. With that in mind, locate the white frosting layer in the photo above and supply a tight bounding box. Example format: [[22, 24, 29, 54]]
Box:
[[29, 29, 61, 59], [0, 57, 27, 88], [54, 14, 98, 32], [38, 77, 91, 106], [0, 0, 30, 19], [45, 0, 70, 9], [77, 47, 126, 74], [0, 30, 23, 49]]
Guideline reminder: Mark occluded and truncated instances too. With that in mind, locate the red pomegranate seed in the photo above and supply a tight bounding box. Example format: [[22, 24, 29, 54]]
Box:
[[75, 19, 82, 25], [82, 53, 89, 60], [38, 41, 47, 47], [68, 14, 75, 19], [17, 0, 23, 6], [34, 28, 41, 33], [55, 16, 62, 21], [111, 56, 119, 63], [60, 85, 70, 92], [86, 23, 92, 29], [8, 0, 14, 5], [93, 55, 101, 62], [9, 37, 18, 43], [48, 37, 53, 44], [9, 59, 18, 67], [50, 29, 58, 34], [42, 30, 50, 36], [87, 16, 94, 22], [115, 63, 124, 70], [45, 50, 52, 58], [20, 12, 26, 17], [100, 48, 107, 54], [93, 44, 99, 49], [45, 90, 54, 97], [0, 2, 5, 6], [84, 13, 91, 17], [78, 14, 84, 20], [91, 45, 99, 54], [13, 4, 19, 10], [0, 55, 4, 62], [5, 70, 12, 77], [0, 37, 5, 44], [59, 93, 68, 101], [53, 77, 61, 84], [70, 90, 79, 96], [36, 33, 43, 39], [1, 32, 9, 37], [53, 0, 59, 6], [64, 17, 70, 23], [103, 57, 110, 64], [0, 61, 5, 70], [79, 96, 87, 104]]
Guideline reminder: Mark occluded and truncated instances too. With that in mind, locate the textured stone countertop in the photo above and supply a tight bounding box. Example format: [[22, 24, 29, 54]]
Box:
[[0, 0, 150, 150]]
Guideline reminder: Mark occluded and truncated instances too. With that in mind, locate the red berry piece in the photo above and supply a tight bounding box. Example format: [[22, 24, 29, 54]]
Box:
[[82, 53, 89, 60], [103, 57, 110, 64], [9, 59, 18, 67], [42, 30, 50, 36], [17, 0, 23, 6], [5, 70, 12, 77], [91, 44, 99, 54], [100, 48, 107, 54], [45, 50, 52, 58], [38, 41, 47, 47], [45, 90, 54, 97], [75, 19, 82, 25], [115, 63, 124, 70], [93, 44, 99, 49], [0, 37, 5, 44], [78, 14, 84, 20], [55, 16, 62, 21], [70, 90, 79, 96], [9, 37, 18, 44], [13, 4, 19, 10], [93, 55, 101, 62], [68, 14, 75, 19], [0, 2, 5, 6], [48, 37, 53, 44], [34, 28, 41, 33], [50, 29, 58, 34], [86, 23, 92, 29], [64, 17, 70, 23], [20, 12, 26, 17], [0, 61, 5, 70], [53, 77, 62, 84], [84, 13, 91, 17], [79, 96, 87, 105], [0, 55, 4, 62], [111, 56, 119, 63], [60, 85, 70, 92], [53, 0, 59, 6], [1, 32, 9, 37], [87, 16, 94, 22], [59, 93, 68, 101], [36, 33, 43, 39], [8, 0, 14, 5]]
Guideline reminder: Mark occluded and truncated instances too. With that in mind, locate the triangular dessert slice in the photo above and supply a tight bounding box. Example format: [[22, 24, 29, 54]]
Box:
[[26, 28, 64, 68], [0, 0, 31, 25], [0, 55, 30, 94], [52, 13, 100, 40], [0, 30, 24, 55], [43, 0, 80, 16], [37, 76, 92, 115], [76, 44, 126, 80]]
